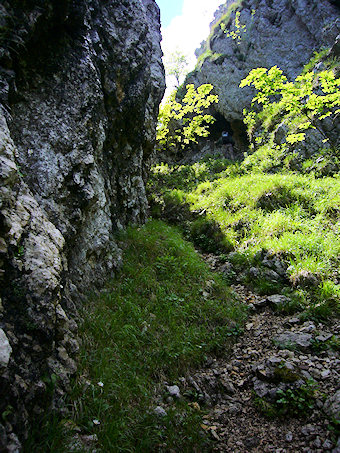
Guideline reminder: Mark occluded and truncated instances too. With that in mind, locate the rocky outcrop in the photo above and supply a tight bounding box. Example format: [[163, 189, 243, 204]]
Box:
[[189, 0, 339, 151], [0, 0, 165, 449]]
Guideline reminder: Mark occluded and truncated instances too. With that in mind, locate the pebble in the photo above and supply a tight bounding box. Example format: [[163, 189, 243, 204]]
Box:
[[287, 317, 300, 325], [282, 350, 295, 359], [220, 379, 236, 394], [321, 369, 331, 379], [316, 333, 333, 342], [300, 322, 316, 332], [301, 370, 313, 380], [154, 406, 167, 417], [286, 432, 293, 442], [0, 329, 12, 368], [80, 434, 98, 444], [301, 424, 316, 436], [166, 385, 181, 398], [228, 403, 242, 415], [314, 437, 322, 448], [323, 439, 333, 449]]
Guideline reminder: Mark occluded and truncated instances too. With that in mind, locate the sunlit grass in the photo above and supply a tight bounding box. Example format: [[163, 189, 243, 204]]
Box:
[[149, 160, 340, 313]]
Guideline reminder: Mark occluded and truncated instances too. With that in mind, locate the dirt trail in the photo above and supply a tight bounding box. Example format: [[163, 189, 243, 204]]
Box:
[[181, 253, 340, 452]]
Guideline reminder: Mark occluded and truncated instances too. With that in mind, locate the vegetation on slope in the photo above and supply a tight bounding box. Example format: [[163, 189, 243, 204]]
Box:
[[149, 159, 340, 320], [149, 50, 339, 322], [240, 52, 340, 172], [26, 220, 245, 452], [196, 0, 253, 69], [157, 83, 218, 154], [205, 0, 245, 51]]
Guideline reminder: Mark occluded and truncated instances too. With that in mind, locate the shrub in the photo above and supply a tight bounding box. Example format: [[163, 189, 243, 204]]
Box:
[[157, 84, 218, 154]]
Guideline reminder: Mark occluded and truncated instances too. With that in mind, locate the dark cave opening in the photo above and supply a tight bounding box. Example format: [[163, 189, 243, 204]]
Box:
[[208, 112, 249, 151], [230, 118, 249, 150], [208, 111, 231, 141]]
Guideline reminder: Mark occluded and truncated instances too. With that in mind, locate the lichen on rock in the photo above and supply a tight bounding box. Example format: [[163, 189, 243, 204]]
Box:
[[0, 0, 165, 448]]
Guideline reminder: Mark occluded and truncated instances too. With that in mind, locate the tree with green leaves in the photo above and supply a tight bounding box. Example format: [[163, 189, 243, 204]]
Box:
[[157, 84, 218, 153], [240, 65, 340, 150], [164, 50, 189, 87]]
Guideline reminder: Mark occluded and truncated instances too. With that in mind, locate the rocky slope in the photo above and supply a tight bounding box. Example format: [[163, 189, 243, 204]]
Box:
[[189, 0, 339, 151], [154, 254, 340, 452], [0, 0, 165, 450]]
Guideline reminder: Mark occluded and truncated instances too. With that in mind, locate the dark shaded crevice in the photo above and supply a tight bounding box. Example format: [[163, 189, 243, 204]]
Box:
[[208, 111, 249, 152], [230, 118, 249, 150]]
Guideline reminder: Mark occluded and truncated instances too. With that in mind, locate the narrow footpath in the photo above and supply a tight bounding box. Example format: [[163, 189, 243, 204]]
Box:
[[171, 253, 340, 452]]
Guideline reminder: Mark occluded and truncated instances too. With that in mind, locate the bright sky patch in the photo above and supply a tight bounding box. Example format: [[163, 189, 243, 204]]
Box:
[[157, 0, 184, 28], [157, 0, 224, 97]]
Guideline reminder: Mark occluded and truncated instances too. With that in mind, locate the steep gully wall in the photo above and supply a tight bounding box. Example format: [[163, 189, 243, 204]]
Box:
[[0, 0, 165, 450]]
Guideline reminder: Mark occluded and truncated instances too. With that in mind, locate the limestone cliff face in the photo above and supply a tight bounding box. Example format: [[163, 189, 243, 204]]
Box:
[[190, 0, 339, 151], [0, 0, 165, 449]]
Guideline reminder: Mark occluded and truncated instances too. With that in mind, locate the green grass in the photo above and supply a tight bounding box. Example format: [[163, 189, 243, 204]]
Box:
[[149, 161, 340, 317], [195, 50, 226, 69], [25, 220, 245, 452]]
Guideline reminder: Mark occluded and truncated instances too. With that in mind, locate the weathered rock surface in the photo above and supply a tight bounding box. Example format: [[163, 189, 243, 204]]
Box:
[[324, 390, 340, 422], [189, 0, 340, 151], [274, 331, 313, 351], [0, 0, 165, 448], [0, 328, 11, 368]]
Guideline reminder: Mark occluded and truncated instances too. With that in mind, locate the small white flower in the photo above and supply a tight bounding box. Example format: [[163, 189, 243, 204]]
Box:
[[93, 419, 100, 425], [97, 381, 104, 387]]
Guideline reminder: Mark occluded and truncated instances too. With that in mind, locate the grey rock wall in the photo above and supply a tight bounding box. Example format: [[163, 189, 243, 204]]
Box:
[[0, 0, 165, 449], [190, 0, 339, 150]]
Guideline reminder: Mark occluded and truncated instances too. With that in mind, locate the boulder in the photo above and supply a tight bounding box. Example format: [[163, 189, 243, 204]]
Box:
[[274, 332, 313, 351], [266, 294, 291, 309]]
